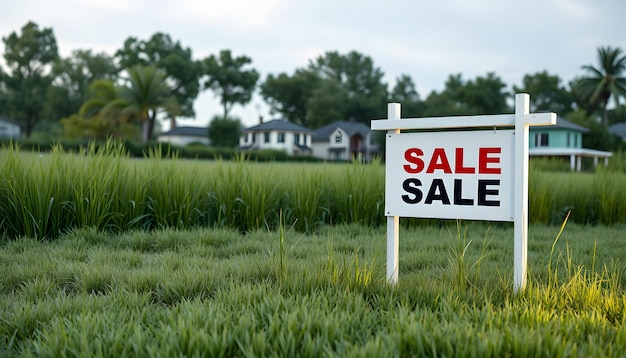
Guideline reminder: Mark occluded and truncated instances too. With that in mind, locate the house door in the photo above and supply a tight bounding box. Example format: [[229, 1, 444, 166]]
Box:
[[350, 135, 363, 159]]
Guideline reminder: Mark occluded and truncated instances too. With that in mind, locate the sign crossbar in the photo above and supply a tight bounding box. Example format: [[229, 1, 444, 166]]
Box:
[[372, 113, 555, 131]]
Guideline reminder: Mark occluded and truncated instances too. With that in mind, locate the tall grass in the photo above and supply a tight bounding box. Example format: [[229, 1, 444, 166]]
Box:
[[1, 140, 625, 241]]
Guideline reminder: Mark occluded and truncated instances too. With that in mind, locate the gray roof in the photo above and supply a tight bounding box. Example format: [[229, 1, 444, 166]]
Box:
[[609, 122, 626, 138], [551, 116, 589, 133], [242, 119, 312, 133], [0, 115, 22, 127], [159, 126, 207, 137], [312, 121, 371, 142]]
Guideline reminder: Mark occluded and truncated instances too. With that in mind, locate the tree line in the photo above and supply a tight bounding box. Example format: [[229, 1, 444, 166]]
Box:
[[1, 21, 625, 150]]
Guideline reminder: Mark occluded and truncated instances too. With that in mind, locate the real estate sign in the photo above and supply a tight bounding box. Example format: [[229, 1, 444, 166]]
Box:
[[371, 93, 556, 293], [385, 130, 514, 222]]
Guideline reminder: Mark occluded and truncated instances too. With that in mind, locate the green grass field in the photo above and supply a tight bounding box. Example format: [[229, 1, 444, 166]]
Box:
[[1, 142, 625, 356], [2, 223, 625, 356]]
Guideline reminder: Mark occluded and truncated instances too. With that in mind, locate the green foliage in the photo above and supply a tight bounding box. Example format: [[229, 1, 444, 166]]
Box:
[[513, 70, 574, 115], [605, 149, 626, 172], [60, 114, 140, 140], [115, 32, 202, 119], [567, 109, 622, 151], [260, 69, 321, 126], [203, 49, 259, 119], [575, 46, 626, 127], [423, 72, 510, 116], [608, 104, 626, 125], [261, 51, 389, 129], [208, 115, 241, 147], [390, 74, 425, 117], [117, 65, 181, 142], [308, 50, 388, 127], [44, 49, 119, 123], [1, 21, 59, 137]]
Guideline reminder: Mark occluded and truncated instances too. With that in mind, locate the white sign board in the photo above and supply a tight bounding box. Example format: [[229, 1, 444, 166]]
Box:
[[371, 94, 556, 293], [385, 130, 514, 221]]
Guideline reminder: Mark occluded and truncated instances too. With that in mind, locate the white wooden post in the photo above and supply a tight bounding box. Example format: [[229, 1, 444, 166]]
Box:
[[514, 93, 530, 293], [387, 103, 401, 284]]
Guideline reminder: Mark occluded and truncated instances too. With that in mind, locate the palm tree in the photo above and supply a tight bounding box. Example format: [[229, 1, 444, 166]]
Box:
[[116, 65, 180, 142], [69, 79, 136, 139], [577, 46, 626, 127], [79, 79, 124, 119]]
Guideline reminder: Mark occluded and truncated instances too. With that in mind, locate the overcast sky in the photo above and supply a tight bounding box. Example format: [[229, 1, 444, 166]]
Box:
[[2, 0, 625, 128]]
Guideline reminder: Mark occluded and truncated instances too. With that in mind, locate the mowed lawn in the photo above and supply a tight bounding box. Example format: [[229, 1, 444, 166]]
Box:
[[2, 223, 625, 357]]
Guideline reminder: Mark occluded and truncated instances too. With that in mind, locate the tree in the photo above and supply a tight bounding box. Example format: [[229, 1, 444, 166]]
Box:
[[45, 49, 119, 122], [112, 66, 180, 142], [608, 104, 626, 125], [0, 67, 7, 111], [576, 46, 626, 128], [203, 49, 259, 120], [567, 109, 621, 151], [390, 74, 425, 117], [308, 50, 388, 125], [61, 79, 138, 140], [208, 115, 241, 147], [116, 33, 202, 127], [260, 69, 321, 126], [463, 72, 509, 114], [79, 79, 123, 118], [513, 71, 573, 115], [305, 79, 348, 128], [423, 73, 509, 116], [1, 21, 58, 137]]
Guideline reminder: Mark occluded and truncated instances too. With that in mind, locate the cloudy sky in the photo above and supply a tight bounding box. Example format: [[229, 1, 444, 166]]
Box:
[[2, 0, 625, 128]]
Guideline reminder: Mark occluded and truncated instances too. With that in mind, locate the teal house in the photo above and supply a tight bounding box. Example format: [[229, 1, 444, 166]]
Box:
[[529, 117, 611, 171]]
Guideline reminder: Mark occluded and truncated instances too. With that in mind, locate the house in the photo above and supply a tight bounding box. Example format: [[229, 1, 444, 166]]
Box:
[[609, 122, 626, 142], [529, 116, 611, 171], [0, 115, 22, 139], [157, 126, 209, 146], [239, 119, 312, 156], [311, 121, 380, 161]]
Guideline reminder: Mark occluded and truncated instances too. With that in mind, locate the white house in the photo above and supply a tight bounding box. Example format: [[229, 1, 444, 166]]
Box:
[[239, 119, 312, 156], [0, 115, 22, 139], [157, 126, 210, 146], [311, 121, 380, 161]]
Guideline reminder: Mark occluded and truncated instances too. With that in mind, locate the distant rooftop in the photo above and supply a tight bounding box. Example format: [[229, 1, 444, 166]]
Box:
[[609, 122, 626, 139], [159, 126, 207, 137], [242, 119, 312, 133], [312, 120, 371, 142], [0, 115, 22, 127], [546, 116, 589, 133]]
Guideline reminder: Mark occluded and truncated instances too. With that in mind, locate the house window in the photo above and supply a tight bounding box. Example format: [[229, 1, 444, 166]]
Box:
[[277, 132, 285, 143], [334, 132, 342, 144], [534, 133, 549, 147], [574, 134, 578, 147], [294, 133, 300, 145], [264, 132, 270, 143], [567, 133, 571, 147]]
